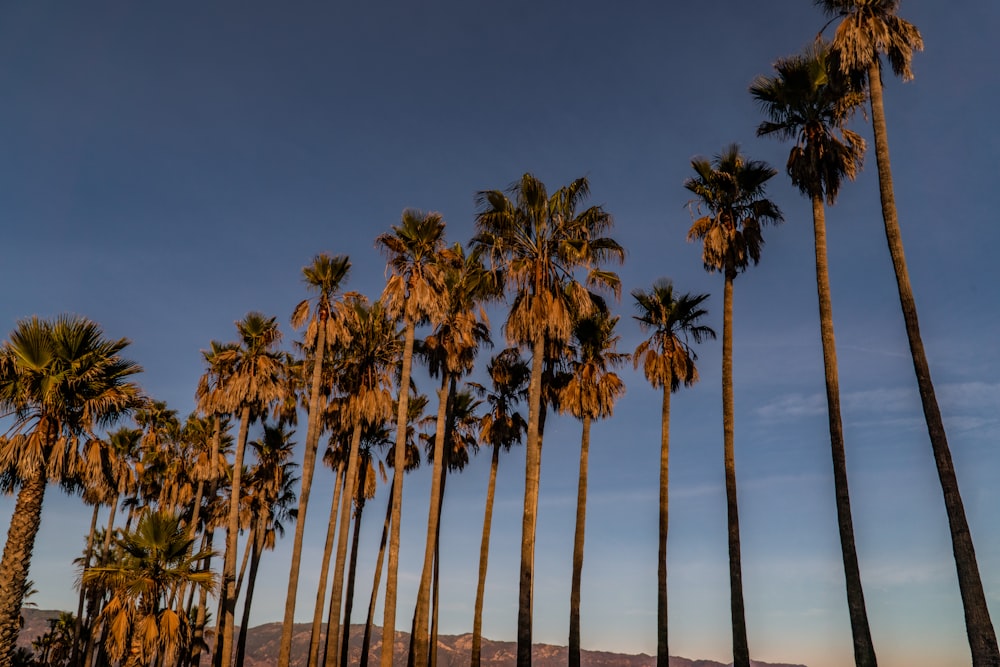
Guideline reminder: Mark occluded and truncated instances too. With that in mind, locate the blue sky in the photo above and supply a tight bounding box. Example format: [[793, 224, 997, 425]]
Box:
[[1, 2, 999, 666]]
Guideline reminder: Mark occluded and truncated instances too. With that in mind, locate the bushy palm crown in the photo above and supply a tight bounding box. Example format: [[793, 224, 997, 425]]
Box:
[[0, 315, 144, 484], [213, 312, 285, 417], [632, 280, 716, 392], [751, 42, 867, 203], [376, 210, 450, 327], [473, 174, 624, 346], [291, 253, 352, 348], [560, 312, 627, 421], [685, 145, 783, 278], [332, 295, 400, 427], [471, 349, 529, 454], [423, 389, 482, 473], [84, 511, 213, 665], [817, 0, 923, 80], [246, 425, 299, 545]]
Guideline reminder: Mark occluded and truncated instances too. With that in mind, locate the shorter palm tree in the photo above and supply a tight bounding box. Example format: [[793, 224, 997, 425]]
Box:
[[84, 511, 215, 667], [632, 279, 714, 667]]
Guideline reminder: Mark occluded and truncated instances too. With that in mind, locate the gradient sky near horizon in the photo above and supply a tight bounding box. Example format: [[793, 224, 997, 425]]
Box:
[[2, 2, 999, 666]]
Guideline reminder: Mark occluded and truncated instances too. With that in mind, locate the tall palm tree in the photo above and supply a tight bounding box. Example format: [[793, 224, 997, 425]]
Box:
[[0, 315, 144, 665], [411, 246, 494, 667], [468, 349, 528, 667], [473, 173, 623, 665], [818, 3, 999, 663], [376, 211, 449, 667], [236, 424, 298, 667], [84, 510, 215, 667], [751, 42, 878, 666], [212, 312, 285, 667], [279, 254, 352, 667], [632, 279, 715, 667], [559, 312, 627, 667], [327, 295, 399, 667], [685, 146, 782, 667]]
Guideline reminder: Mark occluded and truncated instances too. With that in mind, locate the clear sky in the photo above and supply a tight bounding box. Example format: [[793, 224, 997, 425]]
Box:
[[1, 2, 998, 666]]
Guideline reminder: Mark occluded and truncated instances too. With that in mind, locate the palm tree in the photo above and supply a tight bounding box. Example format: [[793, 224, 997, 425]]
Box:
[[279, 254, 352, 667], [376, 211, 449, 667], [236, 424, 298, 667], [817, 3, 999, 663], [751, 42, 878, 666], [473, 173, 623, 665], [411, 246, 494, 667], [327, 295, 400, 667], [685, 146, 782, 667], [0, 315, 144, 664], [468, 349, 528, 667], [559, 311, 627, 667], [84, 510, 214, 667], [632, 280, 715, 667], [212, 312, 285, 667]]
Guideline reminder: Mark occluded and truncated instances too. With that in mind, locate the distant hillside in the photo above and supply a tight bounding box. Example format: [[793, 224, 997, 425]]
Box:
[[19, 609, 807, 667]]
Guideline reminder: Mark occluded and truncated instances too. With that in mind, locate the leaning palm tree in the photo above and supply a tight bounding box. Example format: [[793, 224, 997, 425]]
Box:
[[473, 173, 624, 665], [751, 42, 878, 666], [84, 510, 215, 667], [376, 211, 450, 667], [632, 279, 715, 667], [560, 311, 627, 667], [0, 315, 144, 664], [685, 146, 782, 667], [279, 253, 352, 667], [237, 424, 298, 667], [817, 3, 999, 663], [212, 312, 285, 667], [468, 349, 528, 667]]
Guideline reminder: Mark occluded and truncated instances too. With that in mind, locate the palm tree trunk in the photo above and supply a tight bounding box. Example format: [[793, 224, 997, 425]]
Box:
[[722, 273, 750, 667], [810, 193, 878, 666], [867, 61, 999, 666], [236, 521, 265, 667], [361, 481, 394, 667], [189, 528, 215, 667], [413, 379, 451, 667], [340, 484, 368, 667], [381, 319, 417, 667], [657, 386, 671, 667], [279, 320, 328, 667], [83, 495, 120, 667], [0, 468, 47, 667], [324, 424, 365, 667], [235, 523, 255, 602], [471, 443, 500, 667], [71, 503, 101, 667], [429, 466, 446, 667], [568, 415, 591, 667], [309, 460, 346, 667], [215, 404, 252, 667], [516, 334, 545, 667]]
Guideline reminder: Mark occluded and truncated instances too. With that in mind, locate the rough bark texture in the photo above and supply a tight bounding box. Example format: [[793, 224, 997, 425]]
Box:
[[323, 424, 364, 667], [308, 461, 345, 667], [722, 275, 750, 667], [280, 318, 328, 667], [568, 415, 591, 667], [810, 194, 878, 667], [657, 387, 671, 667], [867, 61, 999, 667], [0, 470, 47, 667], [471, 443, 500, 667], [236, 521, 265, 667], [413, 381, 451, 667], [381, 321, 417, 667], [517, 334, 546, 667]]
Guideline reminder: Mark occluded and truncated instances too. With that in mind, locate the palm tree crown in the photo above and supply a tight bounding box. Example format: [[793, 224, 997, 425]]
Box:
[[817, 0, 923, 80]]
